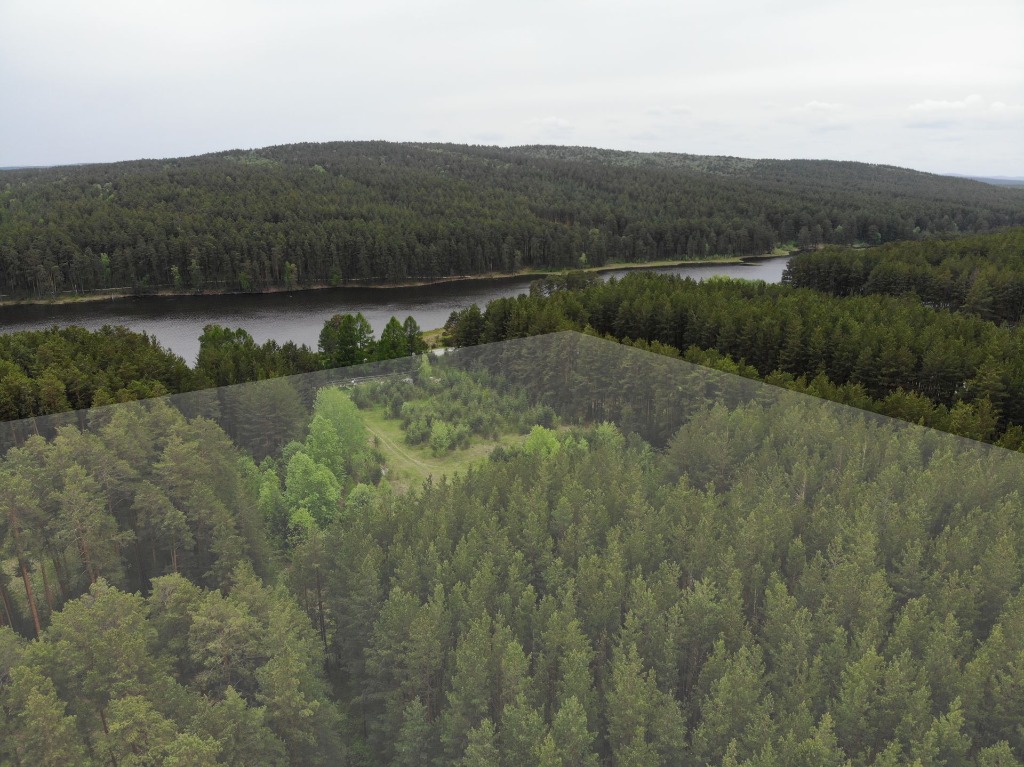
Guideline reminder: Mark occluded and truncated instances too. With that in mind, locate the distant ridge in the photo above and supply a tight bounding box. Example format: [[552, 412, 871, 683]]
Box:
[[2, 141, 1023, 299], [947, 173, 1024, 187]]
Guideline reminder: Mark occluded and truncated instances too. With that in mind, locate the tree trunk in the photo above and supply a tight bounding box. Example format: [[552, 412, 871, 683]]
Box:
[[53, 553, 71, 600], [316, 567, 328, 654], [132, 519, 148, 590], [98, 707, 118, 767], [18, 558, 42, 639], [0, 579, 14, 628], [79, 531, 97, 584], [39, 559, 55, 613]]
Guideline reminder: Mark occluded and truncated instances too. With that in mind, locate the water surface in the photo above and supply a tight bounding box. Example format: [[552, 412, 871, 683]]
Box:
[[0, 257, 789, 364]]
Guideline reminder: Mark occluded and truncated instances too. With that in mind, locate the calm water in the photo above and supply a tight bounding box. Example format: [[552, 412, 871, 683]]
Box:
[[0, 257, 789, 364]]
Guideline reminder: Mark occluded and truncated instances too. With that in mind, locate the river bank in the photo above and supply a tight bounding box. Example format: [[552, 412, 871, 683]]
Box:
[[0, 252, 792, 308], [0, 256, 792, 363]]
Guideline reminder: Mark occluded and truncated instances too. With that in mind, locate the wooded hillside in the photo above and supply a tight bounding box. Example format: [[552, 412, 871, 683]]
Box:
[[3, 142, 1022, 298]]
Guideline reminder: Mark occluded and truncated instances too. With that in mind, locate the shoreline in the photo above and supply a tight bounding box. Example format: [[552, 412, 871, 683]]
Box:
[[0, 252, 793, 308]]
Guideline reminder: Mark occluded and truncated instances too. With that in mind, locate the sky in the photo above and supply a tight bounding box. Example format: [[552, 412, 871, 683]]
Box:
[[2, 0, 1022, 176]]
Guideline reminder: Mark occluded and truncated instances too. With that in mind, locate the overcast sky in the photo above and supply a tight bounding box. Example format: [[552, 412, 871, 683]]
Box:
[[2, 0, 1022, 176]]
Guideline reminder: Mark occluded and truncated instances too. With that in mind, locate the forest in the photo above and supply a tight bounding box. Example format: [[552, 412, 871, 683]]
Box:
[[3, 142, 1024, 298], [3, 335, 1024, 766], [783, 227, 1024, 323], [440, 244, 1024, 445], [6, 225, 1024, 453], [5, 218, 1024, 765], [0, 312, 428, 421]]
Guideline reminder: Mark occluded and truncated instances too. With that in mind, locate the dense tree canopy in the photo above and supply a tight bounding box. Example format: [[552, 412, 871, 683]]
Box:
[[2, 142, 1022, 298], [443, 268, 1024, 443], [0, 325, 196, 421], [0, 313, 433, 425], [2, 339, 1024, 764], [783, 227, 1024, 323]]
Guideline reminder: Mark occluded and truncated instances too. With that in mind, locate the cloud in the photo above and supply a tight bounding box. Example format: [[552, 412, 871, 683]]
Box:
[[794, 100, 845, 113], [645, 104, 692, 117], [908, 94, 986, 113], [472, 132, 506, 144], [784, 100, 851, 131], [527, 116, 576, 140], [906, 95, 1024, 128], [627, 130, 667, 142]]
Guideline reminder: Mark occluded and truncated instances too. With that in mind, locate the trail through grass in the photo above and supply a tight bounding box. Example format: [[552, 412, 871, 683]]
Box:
[[358, 405, 528, 493]]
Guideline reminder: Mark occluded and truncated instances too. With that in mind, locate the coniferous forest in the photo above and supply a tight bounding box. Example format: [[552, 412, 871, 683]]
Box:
[[3, 142, 1024, 298], [3, 336, 1024, 767], [3, 142, 1024, 767]]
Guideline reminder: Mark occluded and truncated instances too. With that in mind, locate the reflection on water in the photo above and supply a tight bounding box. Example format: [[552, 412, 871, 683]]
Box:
[[0, 257, 789, 364]]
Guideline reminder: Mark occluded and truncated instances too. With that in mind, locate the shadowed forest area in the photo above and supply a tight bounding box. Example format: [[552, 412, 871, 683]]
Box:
[[3, 335, 1024, 766]]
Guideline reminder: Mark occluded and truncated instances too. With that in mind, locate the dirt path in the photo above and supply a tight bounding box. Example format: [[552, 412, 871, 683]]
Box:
[[364, 422, 433, 473]]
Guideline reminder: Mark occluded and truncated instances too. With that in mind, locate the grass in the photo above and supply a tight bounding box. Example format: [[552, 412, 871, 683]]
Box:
[[358, 405, 528, 493], [421, 328, 446, 348]]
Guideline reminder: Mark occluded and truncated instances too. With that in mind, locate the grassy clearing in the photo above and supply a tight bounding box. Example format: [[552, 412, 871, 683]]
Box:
[[358, 405, 528, 493], [421, 327, 445, 348]]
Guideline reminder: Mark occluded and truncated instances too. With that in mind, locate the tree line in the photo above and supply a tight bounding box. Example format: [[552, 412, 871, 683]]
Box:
[[3, 142, 1023, 298], [0, 313, 428, 422], [783, 227, 1024, 323], [442, 268, 1024, 444]]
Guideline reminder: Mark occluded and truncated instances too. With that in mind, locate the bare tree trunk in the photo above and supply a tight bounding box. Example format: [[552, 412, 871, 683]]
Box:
[[18, 559, 42, 639], [0, 579, 15, 628], [53, 553, 71, 600], [79, 533, 97, 585], [98, 707, 118, 767], [316, 567, 328, 654], [133, 524, 148, 590], [39, 559, 55, 613]]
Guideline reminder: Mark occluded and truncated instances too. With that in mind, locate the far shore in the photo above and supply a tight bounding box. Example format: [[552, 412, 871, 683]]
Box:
[[0, 251, 793, 308]]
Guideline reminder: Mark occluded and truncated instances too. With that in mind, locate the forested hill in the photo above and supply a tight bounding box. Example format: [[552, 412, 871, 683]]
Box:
[[2, 141, 1023, 298]]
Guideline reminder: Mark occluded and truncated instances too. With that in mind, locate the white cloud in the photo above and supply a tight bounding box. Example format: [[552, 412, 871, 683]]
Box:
[[646, 105, 692, 117], [784, 101, 852, 132], [794, 101, 846, 113], [908, 94, 986, 113], [527, 117, 576, 141], [906, 95, 1024, 129]]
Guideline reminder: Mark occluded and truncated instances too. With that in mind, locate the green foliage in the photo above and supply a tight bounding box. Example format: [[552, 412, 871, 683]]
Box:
[[377, 316, 411, 361], [309, 387, 1024, 766], [4, 142, 1021, 299], [319, 312, 375, 368], [318, 312, 428, 369], [524, 425, 561, 458], [0, 570, 342, 767], [448, 268, 1024, 443], [8, 333, 1024, 765], [196, 324, 320, 387], [284, 451, 342, 528], [355, 363, 551, 458], [0, 325, 193, 418], [0, 400, 273, 629], [784, 228, 1024, 323]]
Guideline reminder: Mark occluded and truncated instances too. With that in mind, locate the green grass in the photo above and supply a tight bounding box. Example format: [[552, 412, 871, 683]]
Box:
[[421, 327, 445, 348], [358, 405, 528, 493]]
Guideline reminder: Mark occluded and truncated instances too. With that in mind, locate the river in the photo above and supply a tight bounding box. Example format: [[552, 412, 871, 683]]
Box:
[[0, 257, 789, 364]]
